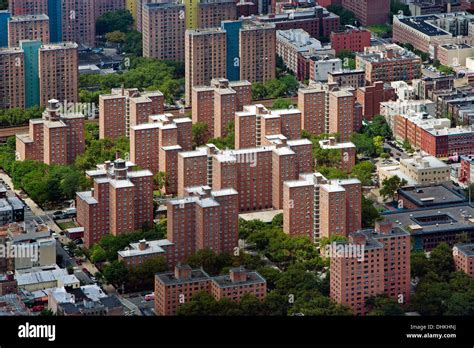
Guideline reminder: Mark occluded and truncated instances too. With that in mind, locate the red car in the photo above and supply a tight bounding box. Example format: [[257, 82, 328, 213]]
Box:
[[76, 260, 83, 266], [32, 305, 44, 312]]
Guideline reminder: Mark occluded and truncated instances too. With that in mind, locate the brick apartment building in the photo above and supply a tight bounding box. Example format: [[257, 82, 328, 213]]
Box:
[[16, 99, 85, 165], [318, 137, 356, 172], [255, 6, 339, 39], [192, 78, 252, 140], [453, 243, 474, 278], [155, 264, 266, 315], [0, 40, 78, 109], [130, 113, 192, 194], [330, 221, 411, 315], [341, 0, 390, 26], [76, 159, 154, 248], [176, 138, 312, 212], [356, 81, 396, 121], [8, 14, 49, 47], [394, 112, 474, 158], [234, 104, 303, 149], [328, 69, 365, 89], [356, 45, 422, 85], [142, 1, 186, 61], [330, 28, 371, 55], [297, 82, 362, 136], [99, 88, 164, 139], [283, 173, 362, 241]]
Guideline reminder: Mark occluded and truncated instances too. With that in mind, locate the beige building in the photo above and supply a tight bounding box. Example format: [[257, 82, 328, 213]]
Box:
[[378, 155, 450, 186], [400, 155, 450, 184], [8, 14, 50, 47], [437, 43, 474, 67]]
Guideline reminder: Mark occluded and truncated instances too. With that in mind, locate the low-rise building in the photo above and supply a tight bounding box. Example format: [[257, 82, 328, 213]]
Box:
[[399, 155, 450, 185], [453, 243, 474, 277], [356, 44, 422, 84], [318, 137, 356, 172], [154, 264, 266, 315], [48, 285, 124, 316], [15, 266, 80, 292]]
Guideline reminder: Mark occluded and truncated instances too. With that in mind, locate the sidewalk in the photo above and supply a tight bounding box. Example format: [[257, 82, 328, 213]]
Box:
[[0, 172, 61, 233]]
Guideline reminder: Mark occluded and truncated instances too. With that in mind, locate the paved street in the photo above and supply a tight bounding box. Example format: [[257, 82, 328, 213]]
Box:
[[0, 172, 61, 233]]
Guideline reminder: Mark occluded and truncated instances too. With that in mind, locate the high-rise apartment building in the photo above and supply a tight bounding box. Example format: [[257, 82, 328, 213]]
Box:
[[130, 113, 192, 195], [239, 22, 276, 84], [142, 1, 186, 61], [8, 0, 48, 16], [283, 173, 361, 241], [235, 104, 302, 149], [318, 137, 356, 173], [341, 0, 390, 26], [330, 221, 411, 315], [76, 159, 154, 248], [0, 11, 11, 47], [8, 14, 49, 47], [59, 0, 95, 47], [185, 28, 227, 105], [99, 88, 164, 139], [38, 42, 78, 107], [0, 40, 77, 109], [328, 89, 356, 142], [198, 0, 236, 28], [167, 186, 239, 260], [192, 78, 252, 140], [16, 99, 85, 165], [0, 47, 25, 109]]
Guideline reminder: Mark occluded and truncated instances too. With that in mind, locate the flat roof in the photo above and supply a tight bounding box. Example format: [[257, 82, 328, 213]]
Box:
[[383, 204, 474, 236], [455, 243, 474, 257], [156, 269, 210, 286], [239, 209, 283, 223], [397, 15, 450, 37], [211, 271, 266, 288], [398, 185, 465, 208]]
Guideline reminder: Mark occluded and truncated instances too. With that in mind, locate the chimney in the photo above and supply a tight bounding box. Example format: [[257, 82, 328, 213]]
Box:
[[104, 160, 111, 171], [175, 263, 192, 280], [328, 137, 336, 146], [229, 267, 247, 283], [349, 233, 366, 245], [138, 239, 148, 251], [375, 220, 393, 234]]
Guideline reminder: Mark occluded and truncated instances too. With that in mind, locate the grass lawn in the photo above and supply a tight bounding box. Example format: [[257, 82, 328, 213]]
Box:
[[368, 24, 392, 34], [57, 220, 78, 230]]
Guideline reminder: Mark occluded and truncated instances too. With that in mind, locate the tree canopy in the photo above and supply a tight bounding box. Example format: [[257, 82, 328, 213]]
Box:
[[96, 10, 134, 35], [79, 57, 184, 104]]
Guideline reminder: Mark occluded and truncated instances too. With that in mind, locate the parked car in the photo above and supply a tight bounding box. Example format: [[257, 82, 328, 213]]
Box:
[[32, 305, 44, 312], [145, 293, 155, 301]]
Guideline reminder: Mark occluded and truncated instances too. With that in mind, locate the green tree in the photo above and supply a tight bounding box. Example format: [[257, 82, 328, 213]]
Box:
[[102, 260, 129, 287], [153, 172, 168, 191], [380, 176, 407, 202], [367, 295, 405, 316], [272, 98, 293, 109], [192, 122, 209, 148], [351, 160, 375, 186], [361, 196, 380, 228], [96, 10, 134, 35], [327, 4, 357, 26], [105, 31, 127, 43], [90, 244, 107, 263]]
